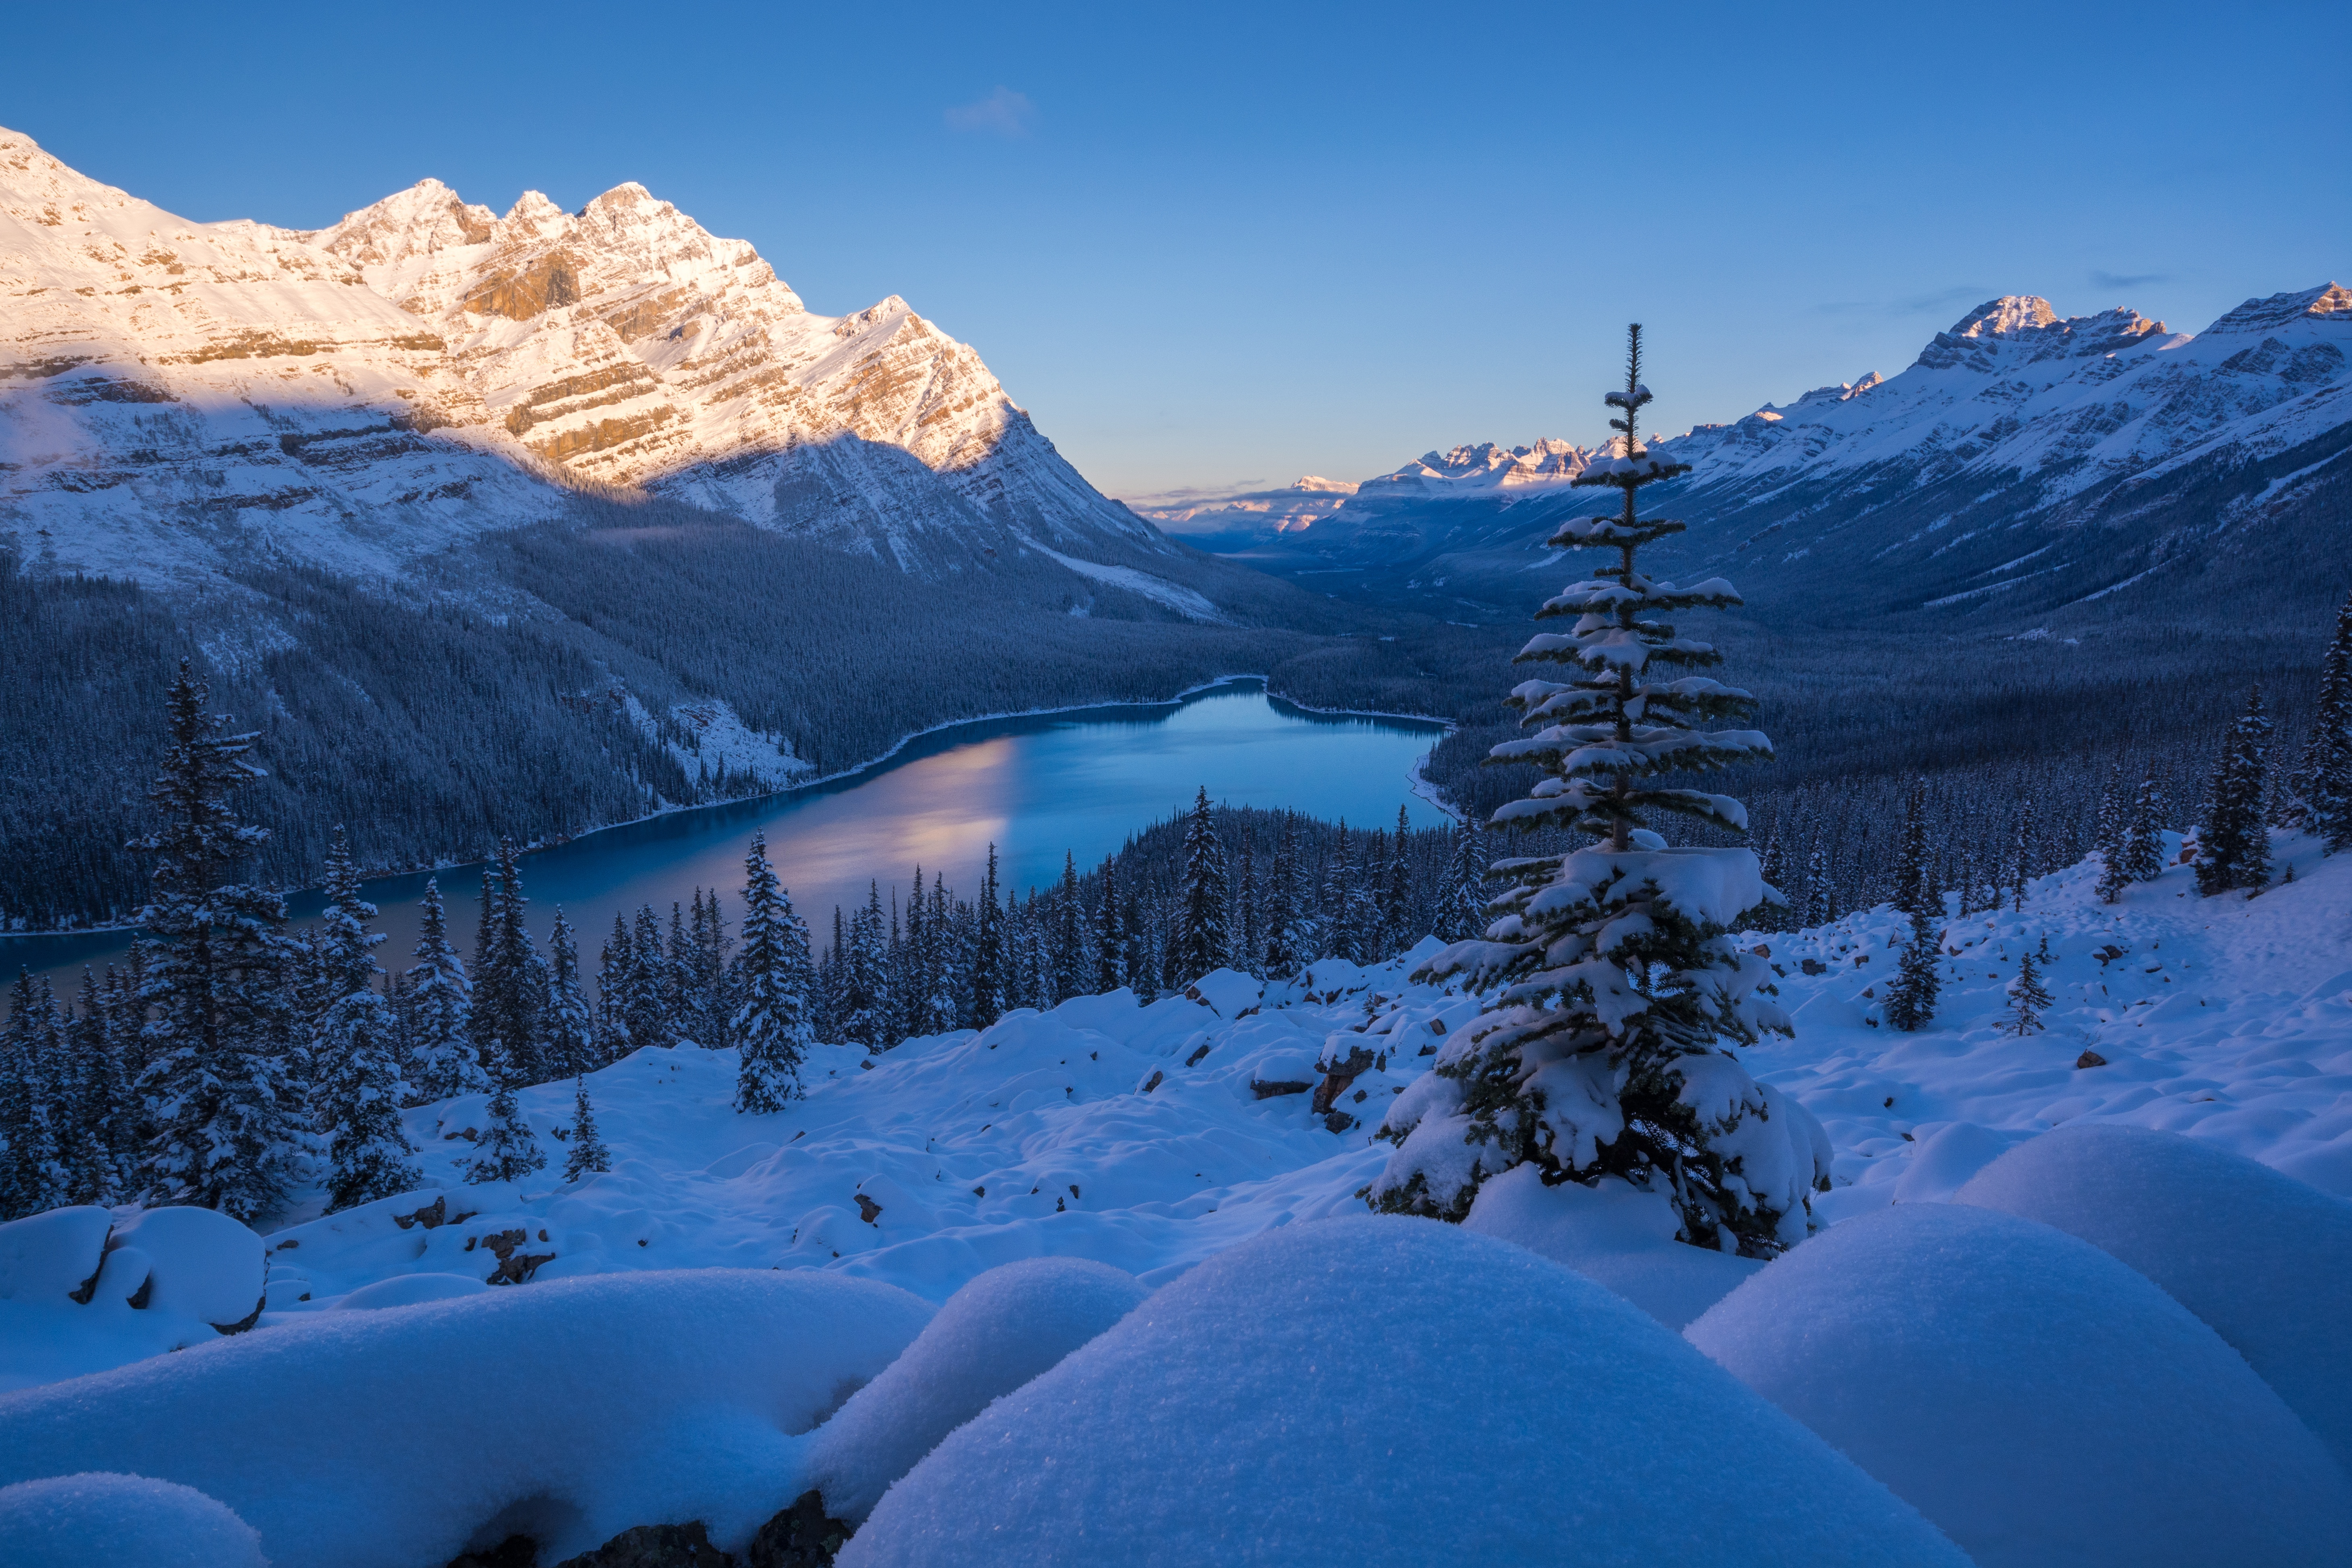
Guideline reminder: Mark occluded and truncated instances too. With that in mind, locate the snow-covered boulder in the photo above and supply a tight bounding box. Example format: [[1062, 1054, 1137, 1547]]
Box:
[[1955, 1123, 2352, 1470], [807, 1256, 1148, 1523], [107, 1207, 266, 1328], [1460, 1166, 1760, 1329], [1182, 968, 1263, 1018], [0, 1473, 265, 1568], [0, 1207, 113, 1303], [1686, 1204, 2352, 1568], [0, 1269, 935, 1568], [841, 1214, 1967, 1567]]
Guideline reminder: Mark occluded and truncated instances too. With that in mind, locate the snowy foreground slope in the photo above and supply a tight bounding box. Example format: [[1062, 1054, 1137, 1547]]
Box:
[[3, 836, 2349, 1566]]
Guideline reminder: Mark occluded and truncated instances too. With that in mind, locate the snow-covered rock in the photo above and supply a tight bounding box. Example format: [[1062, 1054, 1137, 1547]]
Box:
[[805, 1256, 1147, 1523], [842, 1214, 1968, 1567], [0, 1473, 265, 1568], [105, 1206, 266, 1327], [0, 1269, 934, 1568], [1686, 1203, 2352, 1568], [0, 1206, 112, 1302], [1955, 1123, 2352, 1470]]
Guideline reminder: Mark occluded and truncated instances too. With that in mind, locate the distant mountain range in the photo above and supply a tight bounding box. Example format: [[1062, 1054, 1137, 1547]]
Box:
[[1170, 287, 2352, 629], [0, 126, 1192, 596]]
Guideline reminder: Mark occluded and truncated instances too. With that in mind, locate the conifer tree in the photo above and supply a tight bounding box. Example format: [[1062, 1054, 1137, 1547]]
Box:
[[733, 829, 815, 1112], [2196, 687, 2273, 895], [2295, 590, 2352, 853], [1384, 804, 1415, 949], [969, 844, 1005, 1029], [64, 968, 125, 1206], [625, 903, 671, 1050], [469, 839, 548, 1081], [562, 1075, 611, 1181], [1261, 819, 1305, 978], [1883, 903, 1943, 1032], [312, 827, 421, 1211], [594, 911, 634, 1062], [0, 969, 62, 1219], [130, 662, 310, 1221], [1234, 836, 1261, 977], [466, 1078, 546, 1184], [1434, 815, 1490, 943], [1801, 845, 1830, 928], [1172, 788, 1231, 982], [1893, 781, 1930, 915], [1122, 883, 1157, 1003], [542, 908, 595, 1078], [1052, 853, 1086, 1000], [2119, 774, 2165, 884], [1380, 325, 1810, 1257], [2006, 948, 2051, 1036], [402, 878, 480, 1101], [1094, 857, 1128, 992], [922, 873, 961, 1034]]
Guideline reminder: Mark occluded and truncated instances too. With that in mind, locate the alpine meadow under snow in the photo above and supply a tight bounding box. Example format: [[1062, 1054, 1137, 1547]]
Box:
[[5, 99, 2352, 1565]]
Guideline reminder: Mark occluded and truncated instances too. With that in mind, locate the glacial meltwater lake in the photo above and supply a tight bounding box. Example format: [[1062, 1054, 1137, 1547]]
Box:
[[6, 680, 1448, 989]]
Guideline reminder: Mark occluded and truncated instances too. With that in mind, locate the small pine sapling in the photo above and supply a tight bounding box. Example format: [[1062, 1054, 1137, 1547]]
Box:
[[563, 1075, 611, 1182], [466, 1079, 546, 1184], [1884, 902, 1943, 1032], [2005, 949, 2052, 1037]]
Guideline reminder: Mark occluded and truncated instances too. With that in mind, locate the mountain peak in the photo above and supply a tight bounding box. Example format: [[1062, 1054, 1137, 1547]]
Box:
[[2203, 282, 2352, 336], [1949, 296, 2059, 339]]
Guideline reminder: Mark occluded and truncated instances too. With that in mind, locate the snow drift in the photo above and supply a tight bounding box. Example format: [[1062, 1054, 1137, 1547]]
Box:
[[842, 1213, 1968, 1567], [0, 1269, 935, 1568], [1956, 1123, 2352, 1471], [1686, 1202, 2352, 1568], [806, 1256, 1148, 1523], [0, 1473, 266, 1568]]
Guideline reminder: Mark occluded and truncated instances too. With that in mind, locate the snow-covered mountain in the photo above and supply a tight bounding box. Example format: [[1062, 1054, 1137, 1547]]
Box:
[[0, 127, 1163, 585], [1199, 288, 2352, 627]]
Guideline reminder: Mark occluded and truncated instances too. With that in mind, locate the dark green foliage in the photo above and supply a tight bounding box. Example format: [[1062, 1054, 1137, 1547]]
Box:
[[2196, 687, 2273, 896], [1885, 903, 1943, 1032]]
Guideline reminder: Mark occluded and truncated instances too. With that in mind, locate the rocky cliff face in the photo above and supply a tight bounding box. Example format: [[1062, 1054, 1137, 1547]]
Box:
[[0, 128, 1161, 586]]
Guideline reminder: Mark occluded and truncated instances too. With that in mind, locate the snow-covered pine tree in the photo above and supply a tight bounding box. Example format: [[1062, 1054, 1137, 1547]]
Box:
[[1378, 325, 1812, 1258], [312, 827, 421, 1212], [0, 969, 62, 1219], [1383, 804, 1415, 950], [1260, 818, 1304, 979], [733, 830, 815, 1112], [562, 1075, 610, 1181], [1883, 901, 1943, 1032], [1800, 845, 1830, 928], [1094, 857, 1127, 992], [923, 873, 961, 1034], [968, 845, 1005, 1029], [2005, 948, 2051, 1036], [2294, 590, 2352, 853], [469, 843, 548, 1085], [2094, 764, 2132, 904], [1234, 836, 1261, 978], [542, 908, 595, 1079], [131, 662, 310, 1222], [2118, 774, 2165, 884], [1893, 781, 1930, 915], [1122, 883, 1158, 1003], [1171, 788, 1231, 983], [593, 911, 633, 1063], [625, 903, 670, 1050], [1434, 814, 1490, 943], [2196, 687, 2273, 895], [1053, 854, 1087, 1001], [399, 878, 478, 1102], [465, 1077, 546, 1184], [64, 968, 125, 1206], [840, 883, 888, 1050]]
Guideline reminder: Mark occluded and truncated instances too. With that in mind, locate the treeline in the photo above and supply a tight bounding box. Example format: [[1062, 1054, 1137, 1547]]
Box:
[[0, 665, 1487, 1225]]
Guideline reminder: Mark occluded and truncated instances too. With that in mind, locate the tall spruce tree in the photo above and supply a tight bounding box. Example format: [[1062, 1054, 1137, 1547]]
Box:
[[469, 839, 548, 1082], [2119, 775, 2165, 884], [733, 830, 815, 1112], [1094, 857, 1128, 992], [2295, 590, 2352, 853], [1884, 903, 1943, 1032], [402, 878, 480, 1101], [2196, 687, 2273, 895], [1172, 788, 1231, 983], [1379, 326, 1813, 1257], [1260, 818, 1305, 979], [64, 968, 125, 1206], [311, 827, 421, 1211], [2006, 947, 2052, 1036], [1893, 781, 1930, 915], [131, 662, 311, 1221], [543, 909, 595, 1079], [1, 969, 62, 1219], [968, 844, 1005, 1029]]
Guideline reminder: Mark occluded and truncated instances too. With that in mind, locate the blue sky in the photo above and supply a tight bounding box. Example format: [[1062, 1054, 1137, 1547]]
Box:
[[8, 1, 2344, 498]]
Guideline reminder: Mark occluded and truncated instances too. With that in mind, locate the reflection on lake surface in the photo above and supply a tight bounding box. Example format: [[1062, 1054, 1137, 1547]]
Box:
[[4, 681, 1447, 987]]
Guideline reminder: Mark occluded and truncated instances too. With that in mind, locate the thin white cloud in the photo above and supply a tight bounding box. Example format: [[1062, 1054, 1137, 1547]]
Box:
[[945, 87, 1036, 138]]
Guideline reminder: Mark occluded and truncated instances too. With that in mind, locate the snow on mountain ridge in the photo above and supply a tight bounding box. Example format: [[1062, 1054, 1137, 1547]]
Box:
[[0, 127, 1159, 584]]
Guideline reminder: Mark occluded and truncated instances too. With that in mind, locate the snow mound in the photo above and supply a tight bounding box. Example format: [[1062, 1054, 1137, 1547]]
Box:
[[330, 1273, 492, 1310], [0, 1473, 266, 1568], [807, 1256, 1148, 1523], [0, 1207, 112, 1302], [1459, 1166, 1760, 1329], [1956, 1123, 2352, 1470], [1686, 1203, 2352, 1568], [842, 1214, 1966, 1568], [107, 1207, 267, 1326], [0, 1269, 934, 1568]]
